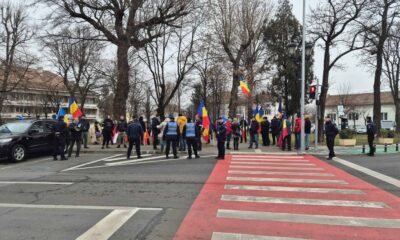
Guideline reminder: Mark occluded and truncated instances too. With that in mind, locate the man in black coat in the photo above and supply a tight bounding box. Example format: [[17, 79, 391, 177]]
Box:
[[52, 116, 67, 160], [151, 116, 161, 150], [270, 116, 280, 146], [68, 118, 83, 158], [80, 115, 90, 149], [248, 118, 259, 149], [116, 115, 128, 148], [102, 115, 114, 149], [324, 116, 339, 160], [216, 118, 227, 160], [126, 117, 144, 159], [261, 117, 270, 146], [366, 116, 377, 156]]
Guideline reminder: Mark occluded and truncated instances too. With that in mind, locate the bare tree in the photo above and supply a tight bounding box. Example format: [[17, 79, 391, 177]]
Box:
[[208, 0, 271, 117], [309, 0, 368, 142], [0, 2, 35, 123], [40, 0, 195, 119]]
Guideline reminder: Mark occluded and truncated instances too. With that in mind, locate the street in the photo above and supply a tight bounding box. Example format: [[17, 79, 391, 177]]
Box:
[[0, 148, 399, 239]]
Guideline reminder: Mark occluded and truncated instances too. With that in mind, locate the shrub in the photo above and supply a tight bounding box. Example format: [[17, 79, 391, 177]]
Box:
[[339, 128, 356, 139], [380, 129, 395, 138]]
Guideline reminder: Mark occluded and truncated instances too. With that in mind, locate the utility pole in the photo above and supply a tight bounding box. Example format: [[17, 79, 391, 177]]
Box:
[[315, 77, 319, 149], [300, 0, 306, 153]]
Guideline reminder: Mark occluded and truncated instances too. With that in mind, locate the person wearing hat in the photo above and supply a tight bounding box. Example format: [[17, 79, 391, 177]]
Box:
[[183, 117, 200, 159], [216, 117, 227, 160], [164, 114, 180, 159], [126, 116, 144, 159], [52, 115, 68, 161], [261, 116, 270, 147]]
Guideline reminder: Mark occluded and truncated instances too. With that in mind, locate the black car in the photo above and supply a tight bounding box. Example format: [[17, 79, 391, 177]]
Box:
[[0, 120, 57, 162]]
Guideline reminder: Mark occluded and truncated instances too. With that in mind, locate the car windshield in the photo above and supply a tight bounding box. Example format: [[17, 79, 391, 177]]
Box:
[[0, 122, 31, 134]]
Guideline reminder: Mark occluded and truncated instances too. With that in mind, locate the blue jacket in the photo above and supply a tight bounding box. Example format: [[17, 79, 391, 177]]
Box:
[[183, 122, 199, 139], [126, 120, 144, 140], [164, 121, 180, 140], [216, 123, 227, 141], [367, 121, 377, 137]]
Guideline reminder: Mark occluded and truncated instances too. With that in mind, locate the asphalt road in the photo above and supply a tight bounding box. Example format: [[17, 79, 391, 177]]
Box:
[[0, 153, 217, 240]]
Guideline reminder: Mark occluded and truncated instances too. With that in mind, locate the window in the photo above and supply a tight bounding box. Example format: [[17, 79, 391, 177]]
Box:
[[381, 113, 388, 121], [44, 121, 55, 133], [266, 109, 271, 115], [349, 112, 359, 121], [328, 114, 336, 121], [30, 122, 44, 133]]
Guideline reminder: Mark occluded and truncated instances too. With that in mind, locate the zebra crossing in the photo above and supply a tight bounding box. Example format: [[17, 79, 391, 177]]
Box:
[[174, 154, 400, 240]]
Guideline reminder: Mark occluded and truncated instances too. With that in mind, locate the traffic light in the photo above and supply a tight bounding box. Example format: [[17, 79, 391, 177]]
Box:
[[309, 85, 316, 99]]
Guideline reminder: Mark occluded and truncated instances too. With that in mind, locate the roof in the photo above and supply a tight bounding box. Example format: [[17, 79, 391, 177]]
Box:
[[326, 92, 394, 107]]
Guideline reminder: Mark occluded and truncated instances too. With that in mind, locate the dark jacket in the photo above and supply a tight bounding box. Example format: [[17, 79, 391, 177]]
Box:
[[52, 119, 67, 140], [240, 119, 248, 130], [305, 119, 312, 134], [117, 120, 128, 132], [270, 118, 280, 134], [80, 119, 90, 132], [325, 121, 339, 138], [151, 117, 161, 134], [126, 120, 144, 140], [216, 122, 227, 142], [69, 122, 83, 140], [261, 120, 270, 134], [249, 120, 259, 135], [139, 117, 146, 132], [367, 121, 377, 137], [103, 118, 114, 133], [232, 122, 241, 138]]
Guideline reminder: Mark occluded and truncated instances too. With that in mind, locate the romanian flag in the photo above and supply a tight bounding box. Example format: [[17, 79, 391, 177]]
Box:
[[197, 101, 210, 142], [254, 105, 264, 123], [240, 81, 250, 97], [57, 107, 69, 125], [68, 97, 83, 119]]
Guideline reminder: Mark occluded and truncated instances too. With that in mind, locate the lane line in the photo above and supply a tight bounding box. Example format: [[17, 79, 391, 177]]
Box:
[[103, 154, 152, 162], [217, 209, 400, 228], [76, 209, 139, 240], [0, 203, 162, 211], [224, 185, 365, 194], [227, 177, 348, 184], [107, 157, 188, 167], [229, 165, 324, 171], [231, 162, 316, 166], [228, 170, 333, 177], [107, 156, 172, 166], [221, 195, 389, 208], [231, 159, 310, 162], [333, 157, 400, 188], [0, 181, 73, 185], [212, 232, 308, 240], [62, 154, 124, 172]]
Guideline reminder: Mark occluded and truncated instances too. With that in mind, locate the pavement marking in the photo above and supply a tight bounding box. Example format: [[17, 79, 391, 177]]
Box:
[[76, 209, 139, 240], [229, 165, 325, 171], [217, 209, 400, 228], [333, 157, 400, 188], [106, 156, 169, 166], [103, 154, 152, 162], [227, 177, 348, 184], [0, 203, 162, 211], [232, 155, 304, 159], [224, 185, 365, 194], [62, 154, 124, 172], [107, 157, 188, 167], [221, 195, 389, 208], [231, 159, 310, 162], [211, 232, 308, 240], [0, 181, 73, 185], [228, 170, 333, 177], [231, 162, 316, 166], [254, 149, 262, 153]]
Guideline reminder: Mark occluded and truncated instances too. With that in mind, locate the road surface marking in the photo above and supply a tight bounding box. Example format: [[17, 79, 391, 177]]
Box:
[[107, 157, 188, 167], [254, 149, 262, 153], [103, 154, 152, 162], [217, 209, 400, 228], [224, 185, 364, 194], [233, 155, 304, 158], [106, 156, 172, 166], [221, 195, 388, 208], [231, 162, 316, 166], [0, 203, 162, 211], [333, 157, 400, 188], [76, 209, 139, 240], [0, 181, 73, 185], [227, 177, 348, 184], [228, 170, 333, 177], [231, 159, 310, 162], [62, 154, 124, 172], [211, 232, 308, 240], [230, 165, 324, 171]]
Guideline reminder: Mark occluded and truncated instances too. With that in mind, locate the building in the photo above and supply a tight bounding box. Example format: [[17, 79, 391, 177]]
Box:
[[0, 68, 99, 122], [325, 91, 396, 128]]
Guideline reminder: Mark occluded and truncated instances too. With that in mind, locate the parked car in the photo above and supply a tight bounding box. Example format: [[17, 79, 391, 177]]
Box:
[[0, 120, 56, 162]]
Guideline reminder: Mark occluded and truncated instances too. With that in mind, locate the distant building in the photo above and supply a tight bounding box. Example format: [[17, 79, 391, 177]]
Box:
[[325, 91, 396, 128], [1, 68, 99, 121]]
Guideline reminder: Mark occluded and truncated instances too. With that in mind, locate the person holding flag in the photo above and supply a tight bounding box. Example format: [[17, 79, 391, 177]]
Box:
[[280, 114, 292, 151], [197, 101, 210, 144]]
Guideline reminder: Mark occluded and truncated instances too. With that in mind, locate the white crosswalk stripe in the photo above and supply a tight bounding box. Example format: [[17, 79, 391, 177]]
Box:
[[224, 185, 365, 194], [231, 159, 310, 162], [229, 165, 325, 171], [227, 177, 348, 184], [228, 170, 333, 177], [211, 232, 308, 240], [231, 162, 316, 166]]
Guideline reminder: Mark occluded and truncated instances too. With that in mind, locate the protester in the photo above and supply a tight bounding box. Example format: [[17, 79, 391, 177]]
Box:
[[366, 116, 377, 157], [305, 116, 312, 150], [248, 118, 259, 149], [151, 116, 161, 150], [65, 116, 73, 154], [94, 121, 101, 145], [139, 116, 146, 145], [281, 117, 292, 151], [80, 115, 90, 149], [294, 114, 302, 150], [270, 116, 280, 146], [116, 115, 128, 148], [183, 117, 200, 159], [52, 116, 67, 161], [157, 116, 169, 153], [177, 113, 187, 151], [195, 115, 203, 151], [232, 118, 241, 150], [226, 118, 233, 150], [164, 114, 179, 159], [216, 117, 227, 160], [102, 115, 114, 149], [68, 118, 82, 158], [324, 116, 339, 160], [261, 116, 270, 147], [240, 117, 248, 143], [126, 116, 144, 159]]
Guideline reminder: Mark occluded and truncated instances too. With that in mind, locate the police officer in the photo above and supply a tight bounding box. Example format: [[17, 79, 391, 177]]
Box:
[[52, 116, 67, 161], [324, 116, 339, 160], [216, 118, 227, 160], [366, 116, 377, 157], [68, 118, 83, 158], [126, 116, 144, 159], [183, 118, 200, 159], [164, 114, 179, 159]]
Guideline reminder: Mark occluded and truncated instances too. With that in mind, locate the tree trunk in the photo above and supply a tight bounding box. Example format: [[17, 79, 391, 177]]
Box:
[[228, 67, 240, 118], [373, 45, 384, 135], [113, 43, 130, 119], [318, 44, 331, 142], [395, 100, 400, 132], [157, 101, 165, 118]]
